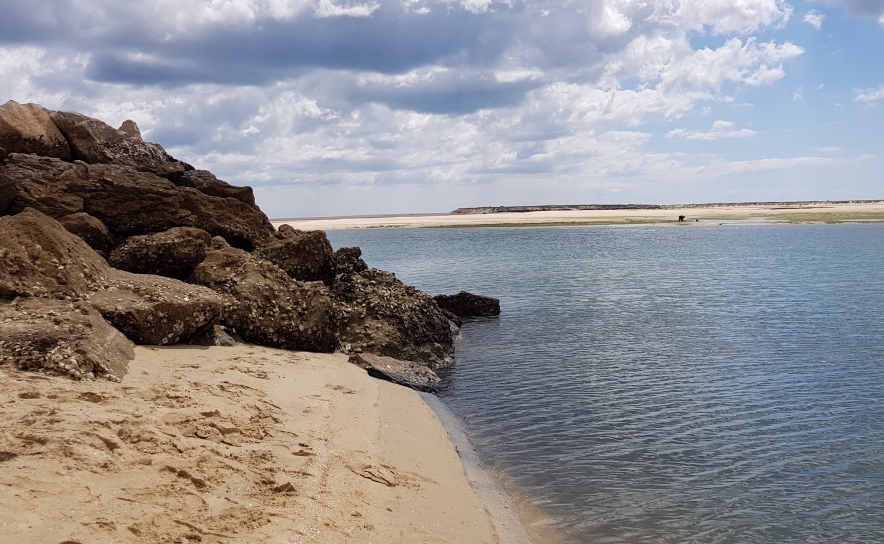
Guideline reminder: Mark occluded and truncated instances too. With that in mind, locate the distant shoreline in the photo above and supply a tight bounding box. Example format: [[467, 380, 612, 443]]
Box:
[[273, 201, 884, 231]]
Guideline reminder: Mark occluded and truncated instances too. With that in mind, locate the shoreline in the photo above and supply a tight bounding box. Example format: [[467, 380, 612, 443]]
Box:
[[0, 344, 535, 543], [272, 201, 884, 230]]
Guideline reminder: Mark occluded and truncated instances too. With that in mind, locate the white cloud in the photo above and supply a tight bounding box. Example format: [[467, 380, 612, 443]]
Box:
[[855, 86, 884, 102], [314, 0, 379, 18], [667, 120, 757, 141], [804, 10, 825, 29]]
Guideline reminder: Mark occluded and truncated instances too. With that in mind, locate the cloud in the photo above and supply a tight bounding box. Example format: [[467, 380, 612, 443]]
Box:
[[667, 120, 757, 141], [855, 85, 884, 102], [804, 10, 825, 28]]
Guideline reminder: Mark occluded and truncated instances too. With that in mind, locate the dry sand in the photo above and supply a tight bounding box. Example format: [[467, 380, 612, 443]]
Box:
[[0, 345, 532, 543], [272, 201, 884, 231]]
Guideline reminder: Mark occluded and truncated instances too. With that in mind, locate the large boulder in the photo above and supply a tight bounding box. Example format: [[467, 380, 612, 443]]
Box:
[[349, 352, 441, 392], [335, 246, 368, 275], [108, 227, 211, 280], [0, 208, 109, 300], [433, 291, 501, 317], [191, 248, 337, 352], [0, 297, 134, 380], [0, 154, 276, 249], [89, 271, 224, 346], [49, 110, 187, 180], [254, 229, 336, 286], [176, 169, 257, 208], [333, 269, 454, 368], [0, 101, 71, 161], [59, 212, 115, 253]]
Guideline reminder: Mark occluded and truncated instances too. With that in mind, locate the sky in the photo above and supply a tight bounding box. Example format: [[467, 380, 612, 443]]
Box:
[[1, 0, 883, 217]]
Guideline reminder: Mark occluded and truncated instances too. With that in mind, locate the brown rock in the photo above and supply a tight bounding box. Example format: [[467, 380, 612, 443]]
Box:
[[0, 208, 109, 300], [89, 271, 224, 346], [175, 169, 257, 208], [334, 247, 368, 275], [109, 227, 211, 280], [49, 110, 187, 180], [349, 352, 441, 392], [119, 120, 142, 139], [210, 236, 230, 250], [333, 269, 454, 368], [0, 297, 134, 380], [189, 324, 237, 347], [433, 291, 500, 317], [191, 248, 337, 352], [255, 229, 336, 286], [0, 101, 71, 161], [0, 154, 277, 250], [59, 212, 115, 252]]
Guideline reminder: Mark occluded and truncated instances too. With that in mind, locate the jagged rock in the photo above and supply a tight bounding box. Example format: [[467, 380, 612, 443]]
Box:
[[119, 119, 141, 139], [349, 352, 440, 392], [0, 297, 134, 380], [0, 101, 71, 161], [189, 324, 237, 347], [439, 308, 463, 329], [49, 110, 188, 180], [254, 229, 336, 286], [0, 146, 6, 162], [434, 291, 500, 317], [333, 269, 454, 368], [176, 170, 256, 208], [335, 247, 368, 275], [191, 248, 337, 352], [0, 208, 109, 300], [211, 236, 230, 250], [0, 154, 276, 249], [89, 271, 224, 346], [59, 212, 115, 252], [109, 227, 211, 280]]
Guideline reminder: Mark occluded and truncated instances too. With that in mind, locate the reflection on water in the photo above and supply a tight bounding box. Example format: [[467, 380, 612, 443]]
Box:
[[327, 224, 884, 543]]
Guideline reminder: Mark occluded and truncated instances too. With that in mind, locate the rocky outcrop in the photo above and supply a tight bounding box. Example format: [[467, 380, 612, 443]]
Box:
[[0, 297, 134, 380], [0, 154, 276, 249], [333, 269, 454, 368], [49, 110, 188, 180], [59, 212, 115, 253], [90, 271, 224, 346], [189, 324, 238, 347], [254, 229, 336, 286], [434, 291, 500, 317], [0, 101, 71, 161], [108, 227, 211, 280], [334, 247, 368, 275], [176, 170, 257, 208], [349, 352, 441, 392], [0, 208, 109, 300], [191, 248, 337, 352]]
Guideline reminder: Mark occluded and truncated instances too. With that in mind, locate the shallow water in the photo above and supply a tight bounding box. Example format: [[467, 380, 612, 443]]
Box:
[[327, 224, 884, 543]]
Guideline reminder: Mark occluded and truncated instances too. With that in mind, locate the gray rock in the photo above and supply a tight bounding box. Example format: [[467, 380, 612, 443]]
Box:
[[109, 227, 211, 280], [349, 352, 441, 392], [0, 101, 71, 160]]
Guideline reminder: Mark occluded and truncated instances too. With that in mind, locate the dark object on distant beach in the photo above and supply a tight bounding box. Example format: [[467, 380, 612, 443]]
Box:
[[349, 352, 441, 392], [434, 291, 500, 317], [678, 215, 685, 222]]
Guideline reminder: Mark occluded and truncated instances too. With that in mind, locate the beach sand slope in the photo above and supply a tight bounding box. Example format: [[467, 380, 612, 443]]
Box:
[[0, 345, 503, 543]]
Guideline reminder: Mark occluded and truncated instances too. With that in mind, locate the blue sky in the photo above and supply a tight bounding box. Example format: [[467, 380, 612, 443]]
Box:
[[1, 0, 882, 217]]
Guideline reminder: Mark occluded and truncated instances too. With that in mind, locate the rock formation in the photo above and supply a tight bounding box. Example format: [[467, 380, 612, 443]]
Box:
[[108, 227, 211, 280], [334, 247, 368, 275], [333, 269, 455, 368], [0, 101, 71, 161], [191, 248, 337, 352], [434, 291, 501, 317], [0, 153, 275, 250], [176, 169, 257, 208], [255, 228, 336, 286], [349, 352, 441, 392], [58, 212, 115, 253]]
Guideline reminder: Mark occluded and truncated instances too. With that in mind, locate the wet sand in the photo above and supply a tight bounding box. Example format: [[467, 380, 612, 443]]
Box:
[[272, 202, 884, 230], [0, 345, 531, 543]]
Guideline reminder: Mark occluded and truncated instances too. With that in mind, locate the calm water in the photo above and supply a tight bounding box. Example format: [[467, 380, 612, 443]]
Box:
[[327, 224, 884, 543]]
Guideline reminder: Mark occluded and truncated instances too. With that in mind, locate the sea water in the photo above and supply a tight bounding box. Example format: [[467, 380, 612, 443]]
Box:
[[326, 223, 884, 543]]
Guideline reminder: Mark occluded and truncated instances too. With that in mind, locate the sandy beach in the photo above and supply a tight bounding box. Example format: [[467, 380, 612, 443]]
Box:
[[0, 345, 532, 543], [272, 201, 884, 231]]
